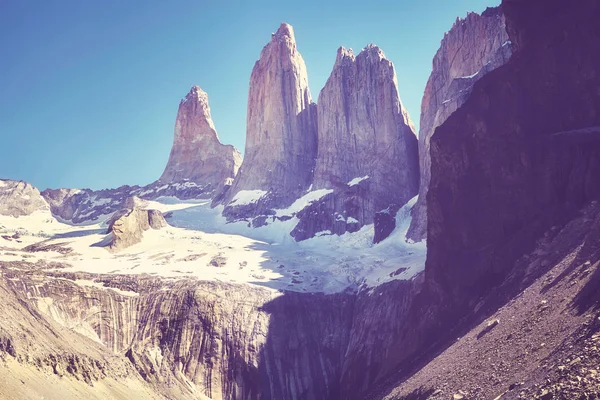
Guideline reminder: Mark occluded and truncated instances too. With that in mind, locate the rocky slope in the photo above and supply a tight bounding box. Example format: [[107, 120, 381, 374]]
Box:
[[296, 45, 419, 239], [42, 181, 206, 224], [159, 85, 242, 188], [0, 180, 49, 217], [223, 23, 318, 210], [406, 6, 512, 242], [373, 201, 600, 399]]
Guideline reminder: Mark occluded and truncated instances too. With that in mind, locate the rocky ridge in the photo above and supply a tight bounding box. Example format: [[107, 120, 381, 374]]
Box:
[[407, 6, 512, 242], [0, 179, 49, 217]]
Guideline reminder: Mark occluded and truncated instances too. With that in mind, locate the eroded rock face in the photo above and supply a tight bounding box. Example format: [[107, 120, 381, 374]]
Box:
[[224, 23, 318, 208], [302, 45, 418, 238], [159, 86, 242, 188], [107, 205, 167, 251], [2, 267, 356, 400], [407, 7, 512, 242], [0, 179, 49, 217]]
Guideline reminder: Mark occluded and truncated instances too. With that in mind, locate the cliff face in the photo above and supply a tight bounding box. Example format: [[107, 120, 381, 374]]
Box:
[[407, 7, 512, 242], [301, 45, 418, 237], [1, 266, 356, 400], [159, 86, 242, 188], [106, 206, 167, 252], [358, 0, 600, 390], [224, 23, 318, 207], [0, 179, 49, 217]]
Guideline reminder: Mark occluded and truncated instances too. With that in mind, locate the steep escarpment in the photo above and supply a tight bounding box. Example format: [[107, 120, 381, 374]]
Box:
[[295, 45, 418, 239], [0, 269, 167, 400], [159, 86, 242, 188], [407, 6, 512, 242], [1, 264, 356, 400], [223, 23, 318, 211], [0, 179, 49, 216], [352, 0, 600, 397]]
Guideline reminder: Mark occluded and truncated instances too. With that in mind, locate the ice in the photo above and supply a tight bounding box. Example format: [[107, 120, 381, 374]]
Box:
[[0, 195, 426, 294], [230, 190, 267, 206], [275, 189, 333, 217], [347, 176, 369, 186]]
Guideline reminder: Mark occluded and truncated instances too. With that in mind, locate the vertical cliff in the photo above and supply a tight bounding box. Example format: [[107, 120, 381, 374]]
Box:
[[302, 45, 418, 237], [159, 86, 242, 188], [407, 7, 512, 242], [224, 23, 318, 208]]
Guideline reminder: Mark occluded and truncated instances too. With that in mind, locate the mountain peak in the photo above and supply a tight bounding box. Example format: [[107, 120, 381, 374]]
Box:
[[272, 22, 295, 42]]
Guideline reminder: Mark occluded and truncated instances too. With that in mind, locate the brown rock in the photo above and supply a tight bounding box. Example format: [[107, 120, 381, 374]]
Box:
[[224, 23, 318, 207], [159, 86, 242, 188]]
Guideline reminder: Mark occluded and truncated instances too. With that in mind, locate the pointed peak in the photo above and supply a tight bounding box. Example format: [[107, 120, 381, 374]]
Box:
[[336, 46, 355, 64], [358, 44, 386, 61], [184, 85, 209, 103], [272, 23, 295, 43]]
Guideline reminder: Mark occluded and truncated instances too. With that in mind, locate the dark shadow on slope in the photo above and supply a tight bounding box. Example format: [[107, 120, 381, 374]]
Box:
[[51, 228, 106, 239], [255, 289, 356, 400]]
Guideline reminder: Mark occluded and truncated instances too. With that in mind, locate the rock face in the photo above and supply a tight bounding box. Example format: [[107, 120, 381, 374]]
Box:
[[302, 45, 418, 238], [159, 86, 242, 188], [107, 204, 167, 251], [354, 0, 600, 394], [224, 23, 318, 207], [407, 7, 512, 242], [314, 45, 418, 211], [0, 179, 49, 217]]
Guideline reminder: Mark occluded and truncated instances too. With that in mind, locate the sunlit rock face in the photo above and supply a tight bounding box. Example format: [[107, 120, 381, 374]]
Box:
[[106, 204, 167, 252], [407, 7, 512, 242], [298, 44, 419, 240], [0, 179, 49, 217], [224, 23, 318, 208], [159, 86, 241, 189]]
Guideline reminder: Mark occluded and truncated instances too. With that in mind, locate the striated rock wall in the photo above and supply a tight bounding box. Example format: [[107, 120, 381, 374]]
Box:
[[315, 45, 418, 211], [407, 7, 512, 242], [2, 268, 357, 400], [224, 23, 318, 208], [0, 179, 49, 217], [159, 86, 242, 188], [306, 45, 418, 237]]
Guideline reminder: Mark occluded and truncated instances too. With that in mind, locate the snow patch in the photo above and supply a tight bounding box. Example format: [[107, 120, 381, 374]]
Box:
[[230, 190, 267, 206], [275, 189, 333, 217], [347, 176, 369, 186]]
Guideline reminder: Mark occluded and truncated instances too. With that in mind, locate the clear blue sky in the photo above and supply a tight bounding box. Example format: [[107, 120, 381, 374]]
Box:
[[0, 0, 497, 190]]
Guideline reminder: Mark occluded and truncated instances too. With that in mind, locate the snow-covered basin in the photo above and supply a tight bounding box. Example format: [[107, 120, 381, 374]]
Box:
[[0, 196, 426, 294]]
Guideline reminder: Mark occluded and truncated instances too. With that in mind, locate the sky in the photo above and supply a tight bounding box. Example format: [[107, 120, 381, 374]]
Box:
[[0, 0, 497, 190]]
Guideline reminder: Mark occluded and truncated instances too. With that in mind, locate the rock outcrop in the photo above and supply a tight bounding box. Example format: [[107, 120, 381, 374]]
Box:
[[406, 7, 512, 242], [159, 86, 242, 188], [0, 179, 49, 217], [106, 203, 167, 251], [224, 23, 318, 209], [300, 45, 418, 238]]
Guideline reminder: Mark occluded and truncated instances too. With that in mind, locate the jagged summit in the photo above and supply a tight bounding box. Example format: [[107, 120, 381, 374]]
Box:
[[159, 85, 241, 187], [271, 22, 295, 42]]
